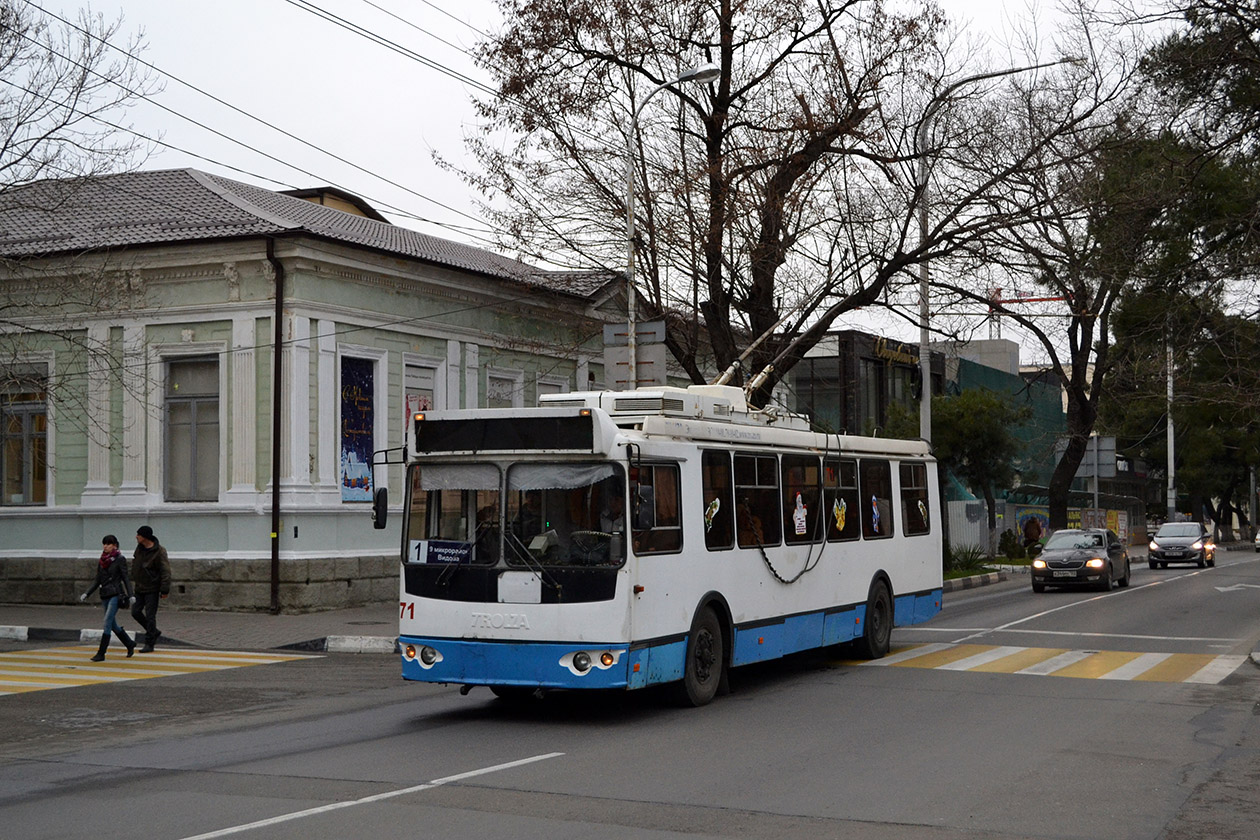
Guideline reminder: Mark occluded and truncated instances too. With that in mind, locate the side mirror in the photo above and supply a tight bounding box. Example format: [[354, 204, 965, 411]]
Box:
[[371, 487, 389, 529]]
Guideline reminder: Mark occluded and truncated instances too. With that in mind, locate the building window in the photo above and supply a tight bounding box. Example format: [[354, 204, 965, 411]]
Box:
[[340, 356, 375, 502], [487, 371, 522, 408], [1, 377, 47, 506], [165, 358, 219, 501], [404, 364, 437, 417]]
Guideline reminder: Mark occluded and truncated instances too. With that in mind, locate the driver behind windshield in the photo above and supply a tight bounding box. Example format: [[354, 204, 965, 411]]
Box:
[[600, 485, 625, 533]]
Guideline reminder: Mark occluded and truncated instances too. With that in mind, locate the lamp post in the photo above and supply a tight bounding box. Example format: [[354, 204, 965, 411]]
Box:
[[915, 57, 1083, 441], [624, 62, 720, 391]]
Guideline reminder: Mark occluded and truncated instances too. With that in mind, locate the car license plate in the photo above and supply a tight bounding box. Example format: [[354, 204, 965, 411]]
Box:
[[1167, 551, 1184, 558], [1052, 570, 1075, 578]]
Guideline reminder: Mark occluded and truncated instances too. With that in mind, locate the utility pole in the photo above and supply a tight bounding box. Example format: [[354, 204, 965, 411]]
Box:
[[1166, 333, 1176, 520]]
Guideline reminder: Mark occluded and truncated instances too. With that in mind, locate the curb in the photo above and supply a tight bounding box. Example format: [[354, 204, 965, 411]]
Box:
[[943, 571, 1007, 593], [279, 635, 399, 654], [0, 625, 395, 654]]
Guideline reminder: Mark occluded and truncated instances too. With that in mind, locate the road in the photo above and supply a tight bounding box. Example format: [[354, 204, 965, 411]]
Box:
[[3, 550, 1260, 839]]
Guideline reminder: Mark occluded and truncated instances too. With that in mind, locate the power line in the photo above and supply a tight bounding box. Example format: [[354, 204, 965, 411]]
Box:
[[19, 0, 498, 238]]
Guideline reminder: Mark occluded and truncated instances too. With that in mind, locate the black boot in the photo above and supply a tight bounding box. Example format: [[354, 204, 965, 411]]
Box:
[[141, 629, 159, 654], [90, 636, 108, 662], [114, 627, 135, 658]]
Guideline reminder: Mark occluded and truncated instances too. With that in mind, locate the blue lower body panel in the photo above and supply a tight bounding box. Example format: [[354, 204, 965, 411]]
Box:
[[730, 588, 943, 667], [400, 635, 630, 689], [400, 588, 942, 690]]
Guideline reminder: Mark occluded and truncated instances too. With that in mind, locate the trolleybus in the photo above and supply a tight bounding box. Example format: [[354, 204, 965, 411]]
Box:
[[380, 383, 942, 705]]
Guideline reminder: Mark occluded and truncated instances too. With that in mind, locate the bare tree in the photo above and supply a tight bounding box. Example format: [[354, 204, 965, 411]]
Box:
[[0, 1, 156, 421], [443, 0, 1117, 407]]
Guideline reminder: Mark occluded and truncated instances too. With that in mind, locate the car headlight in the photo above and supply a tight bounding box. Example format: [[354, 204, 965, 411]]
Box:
[[1149, 541, 1159, 551], [1032, 559, 1047, 569], [1087, 557, 1105, 569], [1192, 541, 1203, 550]]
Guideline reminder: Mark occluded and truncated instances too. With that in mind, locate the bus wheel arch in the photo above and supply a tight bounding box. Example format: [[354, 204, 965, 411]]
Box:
[[678, 593, 732, 706], [855, 573, 894, 660]]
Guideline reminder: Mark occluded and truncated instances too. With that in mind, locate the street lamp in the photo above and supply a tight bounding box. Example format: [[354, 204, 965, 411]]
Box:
[[916, 57, 1084, 441], [623, 61, 721, 391]]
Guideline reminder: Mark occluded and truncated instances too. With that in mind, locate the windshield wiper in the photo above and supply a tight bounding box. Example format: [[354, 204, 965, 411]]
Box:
[[505, 531, 564, 600]]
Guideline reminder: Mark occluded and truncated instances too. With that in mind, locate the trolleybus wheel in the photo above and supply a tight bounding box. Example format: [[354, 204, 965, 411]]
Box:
[[678, 607, 724, 707], [855, 579, 892, 660]]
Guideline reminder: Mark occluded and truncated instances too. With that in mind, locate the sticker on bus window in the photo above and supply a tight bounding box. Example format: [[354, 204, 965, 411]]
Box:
[[833, 498, 846, 531], [793, 492, 808, 535], [704, 497, 720, 532]]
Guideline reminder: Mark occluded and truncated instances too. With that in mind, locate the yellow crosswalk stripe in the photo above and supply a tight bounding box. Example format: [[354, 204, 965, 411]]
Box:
[[0, 646, 316, 696], [840, 644, 1246, 684]]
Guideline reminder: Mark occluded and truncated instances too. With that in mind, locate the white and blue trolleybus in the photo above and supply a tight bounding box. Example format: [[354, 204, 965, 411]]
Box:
[[387, 384, 942, 705]]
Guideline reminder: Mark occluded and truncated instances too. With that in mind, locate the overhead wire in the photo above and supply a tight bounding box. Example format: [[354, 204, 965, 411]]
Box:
[[18, 0, 499, 239]]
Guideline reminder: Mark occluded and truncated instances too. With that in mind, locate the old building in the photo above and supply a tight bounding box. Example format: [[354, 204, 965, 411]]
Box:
[[0, 169, 619, 610]]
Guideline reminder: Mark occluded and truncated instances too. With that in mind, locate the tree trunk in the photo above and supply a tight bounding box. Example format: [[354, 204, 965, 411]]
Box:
[[984, 485, 998, 557]]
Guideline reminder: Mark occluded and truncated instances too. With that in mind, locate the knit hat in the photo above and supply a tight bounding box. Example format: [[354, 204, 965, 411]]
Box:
[[137, 525, 155, 540]]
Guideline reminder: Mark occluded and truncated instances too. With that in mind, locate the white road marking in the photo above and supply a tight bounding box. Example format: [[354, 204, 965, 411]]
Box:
[[176, 752, 565, 840], [1096, 652, 1173, 680], [1014, 650, 1097, 676]]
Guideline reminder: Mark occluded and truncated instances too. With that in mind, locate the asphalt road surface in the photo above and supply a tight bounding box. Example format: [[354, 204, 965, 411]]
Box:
[[4, 551, 1260, 839]]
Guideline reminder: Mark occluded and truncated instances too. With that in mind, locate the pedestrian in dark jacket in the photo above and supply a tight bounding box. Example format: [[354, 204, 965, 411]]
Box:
[[131, 524, 172, 653], [79, 535, 136, 661]]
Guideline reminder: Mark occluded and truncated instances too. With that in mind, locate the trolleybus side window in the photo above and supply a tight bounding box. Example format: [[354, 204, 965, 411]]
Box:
[[859, 459, 894, 539], [735, 453, 782, 548], [405, 463, 500, 565], [900, 461, 931, 536], [701, 450, 734, 551], [823, 458, 861, 542], [631, 463, 682, 554], [781, 454, 822, 545]]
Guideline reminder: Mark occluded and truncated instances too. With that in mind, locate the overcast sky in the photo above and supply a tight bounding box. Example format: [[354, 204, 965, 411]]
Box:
[[71, 0, 1067, 358]]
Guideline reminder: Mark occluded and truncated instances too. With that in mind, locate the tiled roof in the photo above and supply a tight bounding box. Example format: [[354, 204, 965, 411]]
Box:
[[0, 168, 615, 298]]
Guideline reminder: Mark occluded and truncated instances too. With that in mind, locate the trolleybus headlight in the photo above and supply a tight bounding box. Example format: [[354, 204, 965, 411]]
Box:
[[419, 645, 440, 666], [404, 644, 417, 660], [600, 652, 615, 668], [572, 651, 592, 673]]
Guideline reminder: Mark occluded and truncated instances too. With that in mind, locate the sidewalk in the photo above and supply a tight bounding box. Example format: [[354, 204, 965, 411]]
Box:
[[0, 601, 398, 653]]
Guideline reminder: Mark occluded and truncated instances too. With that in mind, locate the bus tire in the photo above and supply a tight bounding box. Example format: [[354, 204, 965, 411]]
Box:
[[678, 607, 724, 707], [855, 579, 893, 660]]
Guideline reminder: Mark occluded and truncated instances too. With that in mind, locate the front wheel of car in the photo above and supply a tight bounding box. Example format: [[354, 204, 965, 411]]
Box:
[[1118, 557, 1130, 587], [1149, 560, 1157, 570], [1197, 555, 1207, 569], [1096, 569, 1112, 591]]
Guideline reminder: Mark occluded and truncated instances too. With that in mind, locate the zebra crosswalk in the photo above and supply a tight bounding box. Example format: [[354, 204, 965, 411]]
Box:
[[0, 646, 315, 696], [847, 643, 1248, 685]]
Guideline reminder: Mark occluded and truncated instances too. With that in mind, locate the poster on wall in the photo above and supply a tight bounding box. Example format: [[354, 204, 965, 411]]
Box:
[[340, 357, 374, 501]]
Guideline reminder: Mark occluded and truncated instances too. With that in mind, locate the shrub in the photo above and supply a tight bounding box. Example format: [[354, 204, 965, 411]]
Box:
[[946, 543, 990, 574], [999, 529, 1025, 560]]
